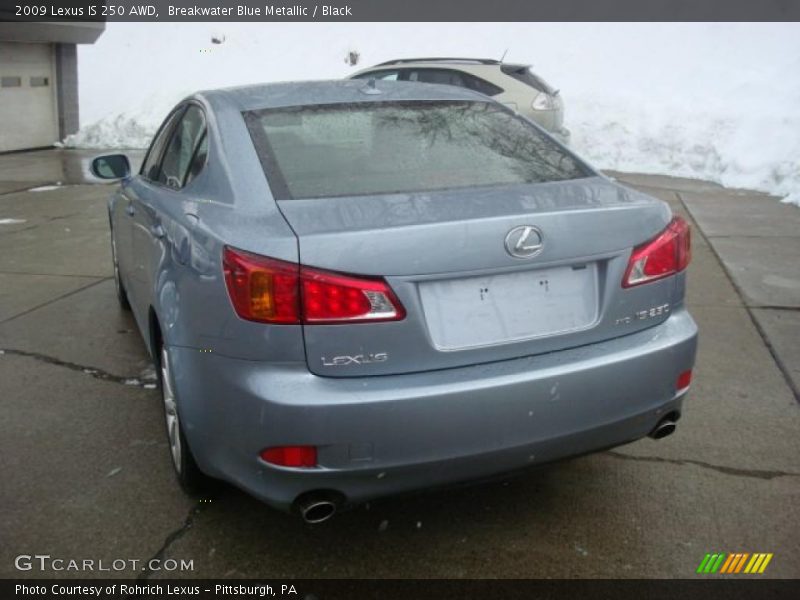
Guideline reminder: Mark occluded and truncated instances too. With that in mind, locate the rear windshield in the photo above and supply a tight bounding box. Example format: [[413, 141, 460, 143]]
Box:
[[245, 101, 589, 200]]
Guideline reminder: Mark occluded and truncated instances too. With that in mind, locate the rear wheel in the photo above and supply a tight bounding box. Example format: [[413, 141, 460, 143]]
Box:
[[110, 229, 130, 311], [158, 342, 211, 494]]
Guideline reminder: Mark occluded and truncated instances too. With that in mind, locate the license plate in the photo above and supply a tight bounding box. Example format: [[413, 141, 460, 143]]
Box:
[[419, 264, 599, 350]]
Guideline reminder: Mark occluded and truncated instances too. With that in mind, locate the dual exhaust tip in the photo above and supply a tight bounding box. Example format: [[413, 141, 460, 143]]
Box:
[[649, 413, 680, 440]]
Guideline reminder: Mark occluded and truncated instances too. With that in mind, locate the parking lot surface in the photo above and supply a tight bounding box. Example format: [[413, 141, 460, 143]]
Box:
[[1, 150, 799, 579]]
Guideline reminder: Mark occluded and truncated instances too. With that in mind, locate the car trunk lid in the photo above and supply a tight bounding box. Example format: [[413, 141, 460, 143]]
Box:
[[276, 176, 675, 377]]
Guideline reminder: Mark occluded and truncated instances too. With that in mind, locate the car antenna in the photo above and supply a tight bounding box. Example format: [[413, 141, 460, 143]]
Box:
[[499, 48, 509, 64]]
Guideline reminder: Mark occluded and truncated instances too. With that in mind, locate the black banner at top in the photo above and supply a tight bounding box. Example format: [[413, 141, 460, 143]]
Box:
[[1, 0, 799, 22]]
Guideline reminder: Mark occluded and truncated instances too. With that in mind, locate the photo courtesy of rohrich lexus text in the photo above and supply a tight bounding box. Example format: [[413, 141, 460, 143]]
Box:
[[1, 1, 798, 599]]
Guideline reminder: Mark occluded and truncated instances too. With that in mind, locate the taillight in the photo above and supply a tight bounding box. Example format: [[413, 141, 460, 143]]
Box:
[[260, 446, 317, 468], [301, 267, 406, 324], [622, 216, 691, 288], [223, 246, 300, 323], [222, 246, 405, 324]]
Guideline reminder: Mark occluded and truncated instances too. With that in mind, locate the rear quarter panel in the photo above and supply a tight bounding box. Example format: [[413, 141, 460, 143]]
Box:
[[140, 94, 306, 363]]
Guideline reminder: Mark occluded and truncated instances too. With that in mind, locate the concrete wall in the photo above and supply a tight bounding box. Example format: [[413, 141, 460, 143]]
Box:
[[55, 44, 79, 138]]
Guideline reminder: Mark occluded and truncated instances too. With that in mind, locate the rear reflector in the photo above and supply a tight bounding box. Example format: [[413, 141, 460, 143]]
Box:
[[623, 216, 691, 288], [223, 246, 405, 324], [676, 369, 693, 392], [260, 446, 317, 468]]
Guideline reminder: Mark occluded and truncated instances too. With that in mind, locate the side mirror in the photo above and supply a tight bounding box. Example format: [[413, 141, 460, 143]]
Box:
[[91, 154, 131, 180]]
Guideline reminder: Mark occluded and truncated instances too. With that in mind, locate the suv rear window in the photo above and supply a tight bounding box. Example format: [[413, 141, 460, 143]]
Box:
[[245, 101, 588, 200]]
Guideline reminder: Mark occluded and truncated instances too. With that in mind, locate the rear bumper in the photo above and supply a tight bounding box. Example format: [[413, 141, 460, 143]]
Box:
[[171, 308, 697, 511]]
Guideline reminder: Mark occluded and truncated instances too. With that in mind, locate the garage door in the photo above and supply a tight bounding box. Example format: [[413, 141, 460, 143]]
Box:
[[0, 42, 58, 152]]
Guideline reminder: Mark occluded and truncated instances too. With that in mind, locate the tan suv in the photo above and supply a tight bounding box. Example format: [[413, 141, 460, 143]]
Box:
[[350, 57, 570, 144]]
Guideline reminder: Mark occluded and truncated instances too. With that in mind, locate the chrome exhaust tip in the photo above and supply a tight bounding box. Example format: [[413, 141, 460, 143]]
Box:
[[295, 494, 339, 524], [649, 419, 677, 440]]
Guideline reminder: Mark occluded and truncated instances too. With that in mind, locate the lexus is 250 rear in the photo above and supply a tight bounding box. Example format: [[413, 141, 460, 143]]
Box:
[[96, 80, 698, 523]]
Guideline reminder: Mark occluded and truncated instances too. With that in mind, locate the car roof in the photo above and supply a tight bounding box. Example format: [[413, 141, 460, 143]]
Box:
[[196, 79, 491, 112], [356, 59, 531, 72], [376, 57, 502, 66]]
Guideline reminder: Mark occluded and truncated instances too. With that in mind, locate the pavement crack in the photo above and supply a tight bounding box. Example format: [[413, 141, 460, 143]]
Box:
[[0, 348, 155, 389], [7, 212, 82, 234], [0, 270, 105, 278], [137, 500, 207, 582], [0, 276, 111, 325], [605, 450, 800, 480], [0, 183, 51, 196]]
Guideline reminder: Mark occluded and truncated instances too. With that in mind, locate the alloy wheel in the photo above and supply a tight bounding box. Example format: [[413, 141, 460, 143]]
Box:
[[160, 346, 183, 473]]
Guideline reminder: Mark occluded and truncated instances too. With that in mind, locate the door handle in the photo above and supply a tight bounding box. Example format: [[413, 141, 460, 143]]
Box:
[[150, 223, 165, 239], [125, 203, 135, 216]]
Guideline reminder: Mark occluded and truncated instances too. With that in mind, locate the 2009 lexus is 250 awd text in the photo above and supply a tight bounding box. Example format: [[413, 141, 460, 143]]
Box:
[[92, 79, 697, 523]]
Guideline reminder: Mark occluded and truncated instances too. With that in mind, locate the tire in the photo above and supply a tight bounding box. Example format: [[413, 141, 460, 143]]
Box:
[[157, 341, 212, 495], [110, 229, 131, 311]]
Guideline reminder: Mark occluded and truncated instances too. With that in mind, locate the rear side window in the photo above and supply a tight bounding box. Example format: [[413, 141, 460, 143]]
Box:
[[460, 73, 503, 96], [407, 68, 465, 87], [141, 108, 184, 181], [158, 105, 207, 190], [353, 70, 400, 81], [407, 69, 503, 96], [356, 68, 502, 95], [183, 131, 208, 187], [245, 101, 589, 200], [403, 69, 503, 96]]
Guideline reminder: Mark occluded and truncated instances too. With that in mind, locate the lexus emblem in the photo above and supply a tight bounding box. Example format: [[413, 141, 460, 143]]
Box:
[[505, 226, 544, 259]]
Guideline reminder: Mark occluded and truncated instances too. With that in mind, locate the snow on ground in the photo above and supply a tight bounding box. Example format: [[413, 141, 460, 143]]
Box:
[[27, 185, 63, 192], [66, 23, 800, 205]]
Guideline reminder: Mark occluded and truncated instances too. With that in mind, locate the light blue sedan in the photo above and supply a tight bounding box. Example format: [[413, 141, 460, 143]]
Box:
[[92, 80, 697, 523]]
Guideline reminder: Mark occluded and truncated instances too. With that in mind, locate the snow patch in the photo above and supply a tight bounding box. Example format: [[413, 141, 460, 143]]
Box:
[[27, 185, 62, 192], [782, 191, 800, 208], [0, 218, 26, 225], [569, 98, 800, 204], [63, 91, 189, 149]]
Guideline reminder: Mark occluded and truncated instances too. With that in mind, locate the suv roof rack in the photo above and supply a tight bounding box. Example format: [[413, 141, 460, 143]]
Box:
[[375, 57, 501, 67]]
